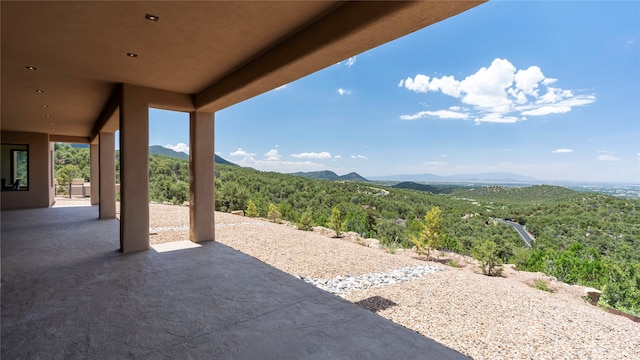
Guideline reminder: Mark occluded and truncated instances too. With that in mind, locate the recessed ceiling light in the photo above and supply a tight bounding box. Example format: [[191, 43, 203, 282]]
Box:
[[126, 52, 138, 58], [36, 89, 44, 93], [145, 13, 159, 21], [49, 122, 54, 126], [41, 104, 48, 108], [26, 66, 37, 70], [51, 129, 55, 132], [46, 114, 51, 118]]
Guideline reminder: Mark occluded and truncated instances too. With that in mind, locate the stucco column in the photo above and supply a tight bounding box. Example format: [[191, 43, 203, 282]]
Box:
[[90, 143, 100, 205], [189, 111, 215, 242], [98, 132, 116, 219], [119, 85, 149, 252]]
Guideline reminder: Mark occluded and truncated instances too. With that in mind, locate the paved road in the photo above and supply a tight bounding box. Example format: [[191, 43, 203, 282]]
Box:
[[497, 219, 533, 247]]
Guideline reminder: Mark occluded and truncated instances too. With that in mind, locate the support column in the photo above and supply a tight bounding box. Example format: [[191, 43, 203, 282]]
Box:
[[189, 111, 215, 242], [90, 143, 100, 205], [119, 85, 149, 252], [98, 132, 116, 218]]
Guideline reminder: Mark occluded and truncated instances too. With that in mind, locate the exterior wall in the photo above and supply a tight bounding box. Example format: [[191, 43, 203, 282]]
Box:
[[1, 131, 51, 209], [49, 142, 55, 206]]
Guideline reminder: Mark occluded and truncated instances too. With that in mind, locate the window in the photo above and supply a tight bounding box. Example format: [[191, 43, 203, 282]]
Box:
[[1, 144, 28, 191]]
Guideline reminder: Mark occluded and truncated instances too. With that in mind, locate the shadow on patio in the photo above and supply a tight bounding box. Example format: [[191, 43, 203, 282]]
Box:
[[1, 206, 467, 359]]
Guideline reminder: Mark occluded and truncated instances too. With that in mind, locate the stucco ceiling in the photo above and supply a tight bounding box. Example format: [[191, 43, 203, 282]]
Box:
[[1, 1, 484, 139]]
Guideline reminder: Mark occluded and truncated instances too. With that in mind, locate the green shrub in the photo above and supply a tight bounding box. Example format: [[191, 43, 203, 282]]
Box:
[[472, 239, 503, 276], [245, 200, 258, 218], [327, 206, 344, 238], [267, 203, 282, 223], [448, 259, 460, 268], [534, 279, 550, 292], [410, 207, 442, 258], [297, 209, 314, 231]]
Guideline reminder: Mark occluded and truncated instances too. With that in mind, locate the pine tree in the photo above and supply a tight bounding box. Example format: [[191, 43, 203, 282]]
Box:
[[298, 209, 314, 231], [267, 203, 282, 223], [328, 206, 344, 238], [410, 206, 442, 258], [472, 239, 503, 276], [246, 200, 258, 218]]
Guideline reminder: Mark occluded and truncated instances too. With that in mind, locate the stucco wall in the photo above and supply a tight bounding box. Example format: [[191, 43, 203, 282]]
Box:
[[1, 131, 52, 209]]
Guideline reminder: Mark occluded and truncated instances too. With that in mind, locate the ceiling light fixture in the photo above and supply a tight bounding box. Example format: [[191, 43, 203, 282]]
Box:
[[49, 122, 54, 126], [26, 66, 37, 70], [126, 52, 138, 58], [46, 114, 51, 118], [145, 13, 159, 21], [41, 104, 48, 108], [36, 89, 44, 93]]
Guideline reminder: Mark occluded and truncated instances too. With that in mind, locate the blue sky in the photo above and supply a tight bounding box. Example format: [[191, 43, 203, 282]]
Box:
[[147, 1, 639, 184]]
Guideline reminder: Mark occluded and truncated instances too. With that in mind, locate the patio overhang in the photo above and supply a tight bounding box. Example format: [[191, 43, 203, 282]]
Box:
[[1, 1, 484, 137]]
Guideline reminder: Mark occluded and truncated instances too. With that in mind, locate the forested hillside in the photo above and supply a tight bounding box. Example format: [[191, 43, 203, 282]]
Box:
[[53, 144, 640, 315]]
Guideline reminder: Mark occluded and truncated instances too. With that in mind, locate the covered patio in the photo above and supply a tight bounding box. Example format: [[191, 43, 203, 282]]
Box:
[[1, 1, 484, 358]]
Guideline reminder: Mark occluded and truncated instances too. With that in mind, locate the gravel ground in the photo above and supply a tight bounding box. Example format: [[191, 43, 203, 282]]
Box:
[[59, 200, 640, 359]]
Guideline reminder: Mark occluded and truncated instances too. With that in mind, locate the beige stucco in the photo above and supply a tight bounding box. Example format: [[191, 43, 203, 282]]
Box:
[[90, 144, 99, 205], [189, 111, 215, 243], [98, 132, 116, 219], [1, 131, 51, 209], [48, 142, 55, 206], [119, 85, 150, 252]]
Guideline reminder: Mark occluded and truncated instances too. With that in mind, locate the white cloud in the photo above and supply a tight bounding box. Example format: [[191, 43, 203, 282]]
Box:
[[399, 58, 595, 124], [514, 66, 545, 96], [552, 148, 574, 153], [350, 155, 368, 160], [345, 56, 356, 67], [400, 110, 469, 120], [475, 113, 519, 124], [264, 148, 280, 161], [227, 148, 331, 173], [338, 88, 352, 95], [291, 151, 332, 159], [598, 155, 620, 161], [165, 142, 189, 154], [334, 155, 342, 159], [230, 148, 255, 157], [430, 75, 461, 97], [273, 84, 288, 91], [520, 105, 572, 116], [424, 161, 448, 166], [403, 74, 432, 93]]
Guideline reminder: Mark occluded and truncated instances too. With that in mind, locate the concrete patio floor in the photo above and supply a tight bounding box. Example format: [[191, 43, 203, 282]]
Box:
[[1, 206, 468, 359]]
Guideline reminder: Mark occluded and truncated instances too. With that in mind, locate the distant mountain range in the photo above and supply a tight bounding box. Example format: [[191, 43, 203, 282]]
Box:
[[149, 145, 237, 166], [291, 170, 369, 182], [148, 146, 540, 184], [369, 172, 538, 183]]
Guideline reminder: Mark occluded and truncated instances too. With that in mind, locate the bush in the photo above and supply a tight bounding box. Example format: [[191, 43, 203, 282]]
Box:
[[297, 209, 314, 231], [267, 203, 282, 223], [410, 206, 442, 258], [245, 200, 258, 218], [327, 206, 344, 238], [472, 239, 503, 276], [534, 279, 551, 292]]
